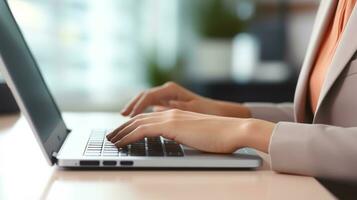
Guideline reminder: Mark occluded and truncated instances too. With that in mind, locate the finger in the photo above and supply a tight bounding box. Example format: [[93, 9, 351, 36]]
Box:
[[106, 112, 155, 140], [115, 122, 173, 148], [107, 116, 140, 140], [107, 110, 173, 141], [109, 109, 193, 141], [110, 110, 190, 142], [121, 92, 145, 116], [130, 85, 173, 117], [110, 116, 165, 143]]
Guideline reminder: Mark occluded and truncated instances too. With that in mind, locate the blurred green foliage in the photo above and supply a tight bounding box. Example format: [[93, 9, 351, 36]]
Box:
[[197, 0, 245, 38], [146, 51, 185, 87], [146, 0, 250, 86]]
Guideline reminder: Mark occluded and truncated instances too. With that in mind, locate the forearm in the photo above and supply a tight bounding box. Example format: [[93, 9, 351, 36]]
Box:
[[209, 99, 252, 118], [206, 99, 295, 122]]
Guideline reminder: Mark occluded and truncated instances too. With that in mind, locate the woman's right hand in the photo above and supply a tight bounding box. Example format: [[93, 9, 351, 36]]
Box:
[[121, 82, 251, 118]]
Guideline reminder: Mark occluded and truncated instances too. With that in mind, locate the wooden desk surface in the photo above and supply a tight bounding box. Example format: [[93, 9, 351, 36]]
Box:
[[0, 113, 334, 200]]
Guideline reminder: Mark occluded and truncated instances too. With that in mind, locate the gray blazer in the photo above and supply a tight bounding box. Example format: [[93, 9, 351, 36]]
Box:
[[246, 0, 357, 181]]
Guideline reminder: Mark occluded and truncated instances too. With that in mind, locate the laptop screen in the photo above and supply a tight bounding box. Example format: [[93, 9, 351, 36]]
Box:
[[0, 0, 68, 164]]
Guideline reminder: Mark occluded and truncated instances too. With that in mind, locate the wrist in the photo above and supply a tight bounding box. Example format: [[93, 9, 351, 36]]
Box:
[[242, 119, 275, 153]]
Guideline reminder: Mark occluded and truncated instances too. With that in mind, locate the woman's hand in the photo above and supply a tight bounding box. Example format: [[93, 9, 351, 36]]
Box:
[[121, 82, 251, 118], [107, 109, 275, 153]]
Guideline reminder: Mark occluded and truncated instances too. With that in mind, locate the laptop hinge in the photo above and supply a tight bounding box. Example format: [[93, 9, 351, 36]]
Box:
[[51, 152, 58, 164]]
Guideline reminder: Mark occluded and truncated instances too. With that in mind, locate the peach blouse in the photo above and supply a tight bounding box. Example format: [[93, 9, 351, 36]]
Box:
[[309, 0, 356, 113]]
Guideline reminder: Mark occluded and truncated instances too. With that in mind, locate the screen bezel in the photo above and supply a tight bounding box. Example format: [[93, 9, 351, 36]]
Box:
[[0, 0, 69, 165]]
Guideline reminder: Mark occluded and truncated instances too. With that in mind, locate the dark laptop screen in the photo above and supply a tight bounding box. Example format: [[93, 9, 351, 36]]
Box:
[[0, 0, 68, 162]]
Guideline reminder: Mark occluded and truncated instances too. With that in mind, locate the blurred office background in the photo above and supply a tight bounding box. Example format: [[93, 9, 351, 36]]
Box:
[[0, 0, 320, 112]]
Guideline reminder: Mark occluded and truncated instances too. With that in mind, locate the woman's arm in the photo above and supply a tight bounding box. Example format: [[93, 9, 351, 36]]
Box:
[[121, 82, 294, 122], [269, 122, 357, 181], [114, 82, 357, 181], [108, 109, 357, 181], [108, 109, 275, 154], [121, 82, 252, 118]]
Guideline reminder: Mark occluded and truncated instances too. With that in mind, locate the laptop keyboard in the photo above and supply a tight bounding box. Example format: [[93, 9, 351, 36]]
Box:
[[84, 130, 184, 157]]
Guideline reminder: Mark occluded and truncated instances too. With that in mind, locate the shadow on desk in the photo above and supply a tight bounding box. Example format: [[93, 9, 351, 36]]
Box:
[[318, 178, 357, 200]]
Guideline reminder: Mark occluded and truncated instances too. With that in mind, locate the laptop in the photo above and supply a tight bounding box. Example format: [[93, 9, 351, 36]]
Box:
[[0, 0, 261, 168]]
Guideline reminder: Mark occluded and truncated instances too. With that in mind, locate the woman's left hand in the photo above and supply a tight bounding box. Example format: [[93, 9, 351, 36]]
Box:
[[106, 109, 275, 153]]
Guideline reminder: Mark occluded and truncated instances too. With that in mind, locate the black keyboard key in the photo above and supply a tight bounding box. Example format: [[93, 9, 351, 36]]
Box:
[[85, 132, 187, 157], [135, 139, 146, 144], [163, 140, 184, 156], [147, 140, 164, 156], [147, 142, 162, 147], [164, 145, 180, 149], [164, 145, 181, 151], [132, 147, 145, 151], [130, 151, 146, 156], [148, 150, 164, 156], [130, 143, 146, 156], [164, 140, 176, 144], [131, 145, 145, 150], [166, 151, 184, 157], [147, 137, 161, 144], [147, 145, 160, 149]]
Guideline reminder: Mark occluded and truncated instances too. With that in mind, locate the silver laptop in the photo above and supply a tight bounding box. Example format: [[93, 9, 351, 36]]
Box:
[[0, 0, 261, 168]]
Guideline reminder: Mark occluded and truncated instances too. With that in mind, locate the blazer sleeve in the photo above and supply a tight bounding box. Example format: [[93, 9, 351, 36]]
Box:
[[244, 102, 295, 123], [270, 122, 357, 181]]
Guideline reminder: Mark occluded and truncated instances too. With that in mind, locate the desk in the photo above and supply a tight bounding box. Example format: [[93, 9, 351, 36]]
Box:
[[0, 113, 334, 200]]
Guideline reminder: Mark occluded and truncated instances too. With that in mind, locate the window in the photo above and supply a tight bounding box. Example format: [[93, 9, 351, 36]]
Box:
[[9, 0, 177, 111]]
